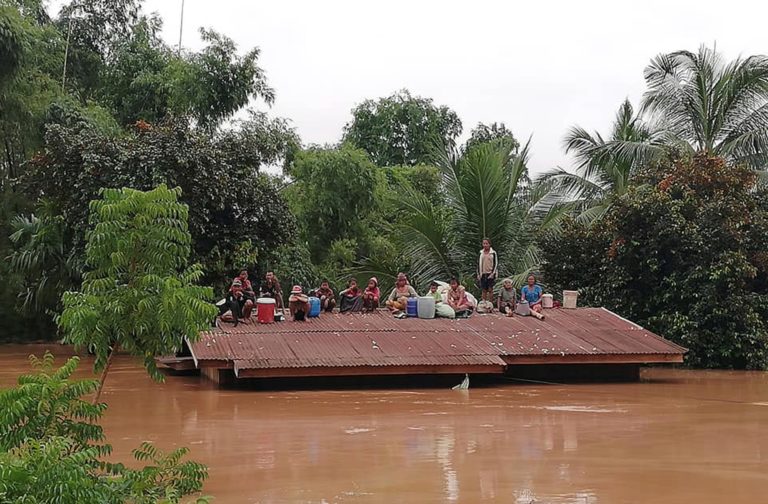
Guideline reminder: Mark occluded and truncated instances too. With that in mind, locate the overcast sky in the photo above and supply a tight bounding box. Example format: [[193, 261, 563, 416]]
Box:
[[55, 0, 768, 173]]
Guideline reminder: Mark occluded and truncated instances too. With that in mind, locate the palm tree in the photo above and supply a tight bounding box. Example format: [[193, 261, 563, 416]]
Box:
[[8, 202, 81, 315], [539, 99, 666, 221], [642, 45, 768, 169], [359, 139, 567, 289]]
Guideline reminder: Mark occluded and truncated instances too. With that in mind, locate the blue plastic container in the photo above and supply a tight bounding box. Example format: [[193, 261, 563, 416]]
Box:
[[308, 296, 321, 317], [406, 298, 418, 317]]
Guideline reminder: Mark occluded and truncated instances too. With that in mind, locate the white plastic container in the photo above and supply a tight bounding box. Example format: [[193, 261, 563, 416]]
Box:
[[417, 296, 436, 319], [542, 294, 554, 309], [515, 300, 530, 316], [563, 290, 579, 309]]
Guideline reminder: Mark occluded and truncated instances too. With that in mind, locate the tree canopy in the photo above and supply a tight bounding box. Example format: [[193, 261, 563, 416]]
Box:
[[343, 89, 462, 166]]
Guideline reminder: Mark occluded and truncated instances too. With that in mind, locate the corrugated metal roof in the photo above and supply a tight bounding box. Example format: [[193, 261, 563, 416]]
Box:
[[188, 308, 686, 372]]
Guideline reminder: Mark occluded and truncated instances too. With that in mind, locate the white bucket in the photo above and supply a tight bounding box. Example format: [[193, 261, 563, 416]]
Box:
[[417, 296, 436, 319], [563, 290, 579, 309], [515, 300, 530, 316], [542, 294, 553, 309]]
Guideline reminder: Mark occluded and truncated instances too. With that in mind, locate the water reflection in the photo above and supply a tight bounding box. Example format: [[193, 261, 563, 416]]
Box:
[[1, 345, 768, 503]]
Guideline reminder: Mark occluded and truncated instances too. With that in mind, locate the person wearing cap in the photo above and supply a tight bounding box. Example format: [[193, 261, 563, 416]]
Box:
[[385, 273, 417, 313], [288, 285, 310, 321], [339, 278, 363, 313], [362, 277, 380, 312], [315, 279, 336, 312], [224, 277, 254, 325]]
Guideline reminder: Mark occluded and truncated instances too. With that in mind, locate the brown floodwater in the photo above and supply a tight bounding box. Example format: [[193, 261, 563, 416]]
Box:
[[1, 344, 767, 503]]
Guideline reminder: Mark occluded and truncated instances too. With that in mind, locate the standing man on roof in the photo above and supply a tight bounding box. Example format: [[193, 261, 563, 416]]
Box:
[[477, 238, 498, 309]]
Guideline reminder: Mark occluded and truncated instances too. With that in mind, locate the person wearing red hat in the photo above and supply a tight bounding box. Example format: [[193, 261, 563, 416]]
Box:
[[288, 285, 309, 321], [362, 277, 380, 312]]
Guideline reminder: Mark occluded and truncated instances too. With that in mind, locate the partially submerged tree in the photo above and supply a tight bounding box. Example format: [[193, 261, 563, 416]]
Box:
[[59, 185, 216, 403], [0, 352, 210, 502]]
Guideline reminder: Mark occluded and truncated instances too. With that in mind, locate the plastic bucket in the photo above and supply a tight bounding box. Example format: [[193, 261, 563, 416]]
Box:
[[515, 300, 530, 316], [257, 297, 276, 323], [542, 294, 554, 309], [417, 296, 435, 319], [406, 298, 418, 317], [308, 297, 321, 317], [563, 290, 579, 309]]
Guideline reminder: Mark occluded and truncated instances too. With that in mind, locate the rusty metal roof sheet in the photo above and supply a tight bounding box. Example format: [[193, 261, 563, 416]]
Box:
[[189, 307, 686, 371]]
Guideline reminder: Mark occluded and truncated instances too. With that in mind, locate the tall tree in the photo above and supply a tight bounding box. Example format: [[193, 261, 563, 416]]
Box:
[[362, 140, 566, 289], [286, 146, 381, 263], [343, 89, 462, 166], [464, 122, 519, 153], [642, 46, 768, 169], [58, 185, 217, 402], [540, 99, 666, 222]]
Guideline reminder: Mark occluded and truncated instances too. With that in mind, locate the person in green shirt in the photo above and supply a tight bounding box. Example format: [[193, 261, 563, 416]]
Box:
[[427, 281, 455, 319]]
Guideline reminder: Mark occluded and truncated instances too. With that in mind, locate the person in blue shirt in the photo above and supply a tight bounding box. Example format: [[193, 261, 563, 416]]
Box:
[[521, 274, 543, 313]]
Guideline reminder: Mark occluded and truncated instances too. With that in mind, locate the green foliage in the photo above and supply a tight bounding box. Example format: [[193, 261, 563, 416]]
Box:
[[540, 155, 768, 369], [538, 99, 667, 223], [464, 122, 520, 154], [381, 164, 442, 206], [20, 117, 296, 290], [362, 140, 566, 291], [59, 185, 217, 382], [343, 89, 462, 166], [643, 46, 768, 168], [8, 201, 81, 314], [0, 352, 210, 503], [0, 6, 25, 87], [0, 352, 106, 452], [287, 146, 381, 263]]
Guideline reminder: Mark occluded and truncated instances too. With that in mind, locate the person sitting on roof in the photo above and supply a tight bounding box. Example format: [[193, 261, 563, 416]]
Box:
[[385, 272, 418, 313], [362, 277, 380, 312], [260, 271, 283, 310], [521, 274, 543, 313], [428, 280, 455, 319], [288, 285, 310, 321], [339, 278, 363, 313], [497, 278, 517, 317], [223, 277, 254, 326], [447, 277, 472, 318], [315, 279, 336, 312]]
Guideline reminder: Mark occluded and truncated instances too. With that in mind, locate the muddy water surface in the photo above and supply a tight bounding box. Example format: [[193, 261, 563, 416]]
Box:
[[1, 344, 767, 503]]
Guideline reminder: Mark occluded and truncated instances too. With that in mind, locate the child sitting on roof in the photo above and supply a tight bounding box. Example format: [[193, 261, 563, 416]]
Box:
[[339, 278, 363, 313], [315, 280, 336, 312], [362, 277, 380, 312], [428, 281, 455, 319], [447, 277, 472, 318], [288, 285, 310, 321]]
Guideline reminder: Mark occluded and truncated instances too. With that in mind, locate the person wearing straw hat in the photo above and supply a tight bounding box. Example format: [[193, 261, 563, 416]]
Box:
[[288, 285, 309, 321]]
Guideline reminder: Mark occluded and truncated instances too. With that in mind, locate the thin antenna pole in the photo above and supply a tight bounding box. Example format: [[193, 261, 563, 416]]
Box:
[[62, 16, 73, 91], [178, 0, 185, 55]]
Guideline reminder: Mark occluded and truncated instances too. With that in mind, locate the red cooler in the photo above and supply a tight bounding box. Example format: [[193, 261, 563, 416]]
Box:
[[257, 297, 276, 324]]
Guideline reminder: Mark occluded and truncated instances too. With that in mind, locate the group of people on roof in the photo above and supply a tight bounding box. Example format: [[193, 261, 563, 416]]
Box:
[[218, 238, 544, 324]]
